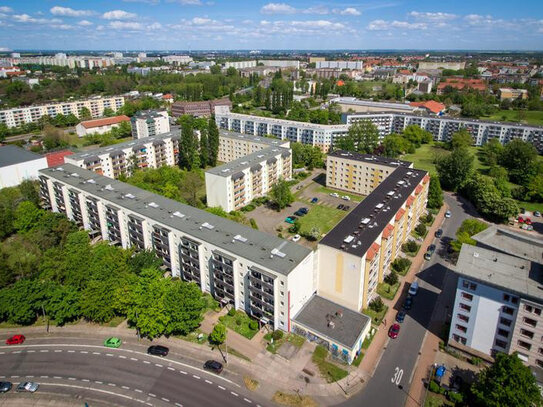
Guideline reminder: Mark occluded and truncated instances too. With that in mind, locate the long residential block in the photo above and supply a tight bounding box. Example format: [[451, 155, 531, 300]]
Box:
[[0, 96, 125, 128], [38, 163, 315, 332], [218, 130, 290, 163], [206, 147, 292, 212]]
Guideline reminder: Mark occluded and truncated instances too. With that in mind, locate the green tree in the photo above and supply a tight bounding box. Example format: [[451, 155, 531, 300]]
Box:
[[80, 279, 119, 323], [19, 180, 40, 206], [178, 122, 198, 170], [163, 280, 205, 336], [436, 147, 474, 191], [451, 218, 488, 252], [102, 107, 115, 117], [402, 125, 432, 148], [207, 117, 220, 166], [336, 120, 379, 154], [481, 138, 504, 166], [46, 284, 81, 325], [199, 128, 209, 168], [450, 128, 473, 150], [471, 352, 542, 407], [0, 123, 8, 142], [209, 323, 227, 345], [427, 177, 444, 209], [180, 171, 204, 207], [499, 139, 538, 186], [382, 134, 412, 158], [127, 250, 162, 275], [79, 107, 92, 121], [269, 179, 294, 210], [13, 201, 43, 233]]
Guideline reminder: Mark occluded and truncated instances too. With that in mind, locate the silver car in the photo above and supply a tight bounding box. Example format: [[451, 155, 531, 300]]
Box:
[[16, 382, 39, 392]]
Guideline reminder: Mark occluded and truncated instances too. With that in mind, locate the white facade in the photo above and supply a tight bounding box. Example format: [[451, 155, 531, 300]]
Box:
[[0, 96, 125, 128], [224, 60, 257, 69], [0, 56, 115, 69], [162, 55, 193, 65], [260, 60, 300, 69], [0, 146, 48, 188], [218, 130, 290, 163], [131, 110, 170, 139], [76, 116, 130, 138], [316, 61, 363, 70]]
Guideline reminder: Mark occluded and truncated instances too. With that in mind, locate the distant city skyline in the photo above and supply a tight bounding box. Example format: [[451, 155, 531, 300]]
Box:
[[0, 0, 542, 51]]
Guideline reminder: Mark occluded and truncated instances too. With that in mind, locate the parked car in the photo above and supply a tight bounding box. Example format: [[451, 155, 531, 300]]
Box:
[[341, 195, 351, 201], [534, 211, 541, 217], [310, 197, 318, 204], [396, 311, 406, 323], [424, 251, 433, 261], [0, 382, 12, 393], [16, 382, 39, 393], [525, 218, 532, 225], [522, 224, 534, 231], [330, 192, 339, 198], [518, 216, 525, 224], [294, 210, 305, 217], [427, 244, 436, 254], [337, 204, 345, 210], [343, 205, 350, 211], [388, 323, 401, 339], [147, 345, 169, 357], [435, 229, 443, 238], [103, 337, 122, 348], [285, 216, 297, 224], [5, 335, 25, 345], [403, 296, 413, 310], [204, 360, 223, 374], [408, 281, 419, 296], [292, 234, 301, 242], [445, 210, 451, 218], [298, 207, 309, 214]]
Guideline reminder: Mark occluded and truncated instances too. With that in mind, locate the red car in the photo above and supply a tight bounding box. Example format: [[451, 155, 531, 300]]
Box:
[[518, 216, 525, 224], [6, 335, 25, 345], [388, 324, 400, 339], [525, 218, 532, 225]]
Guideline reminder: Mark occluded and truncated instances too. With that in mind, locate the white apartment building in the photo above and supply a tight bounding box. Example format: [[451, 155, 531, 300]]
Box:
[[224, 60, 257, 69], [76, 115, 130, 138], [316, 61, 363, 70], [162, 55, 193, 65], [218, 130, 290, 163], [38, 164, 315, 332], [330, 97, 416, 114], [0, 145, 48, 188], [260, 60, 300, 69], [205, 147, 292, 212], [449, 227, 543, 369], [326, 150, 413, 196], [0, 96, 125, 128], [131, 110, 170, 139], [1, 56, 115, 69], [215, 106, 348, 152]]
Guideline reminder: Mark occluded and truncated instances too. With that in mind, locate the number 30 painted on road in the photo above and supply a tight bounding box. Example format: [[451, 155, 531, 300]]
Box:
[[391, 367, 403, 385]]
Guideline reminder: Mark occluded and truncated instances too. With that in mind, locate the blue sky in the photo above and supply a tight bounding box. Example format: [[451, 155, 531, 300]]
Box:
[[0, 0, 542, 51]]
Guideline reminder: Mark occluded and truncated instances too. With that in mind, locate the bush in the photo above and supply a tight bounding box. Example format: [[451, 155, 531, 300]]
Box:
[[249, 320, 258, 331], [447, 391, 463, 403], [424, 213, 434, 224], [384, 271, 399, 286], [428, 380, 441, 394], [236, 318, 242, 326], [415, 223, 427, 236], [227, 307, 236, 317], [470, 356, 482, 366], [271, 330, 284, 341], [392, 257, 412, 274], [249, 218, 258, 230], [402, 240, 419, 253], [369, 297, 384, 313], [241, 204, 256, 212]]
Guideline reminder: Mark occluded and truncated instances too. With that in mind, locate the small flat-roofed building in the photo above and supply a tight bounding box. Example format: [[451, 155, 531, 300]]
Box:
[[292, 294, 371, 364], [76, 115, 130, 138], [0, 145, 48, 188]]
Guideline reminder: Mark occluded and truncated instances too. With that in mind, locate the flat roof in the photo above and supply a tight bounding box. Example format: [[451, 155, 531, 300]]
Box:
[[331, 97, 415, 112], [328, 150, 412, 168], [319, 166, 427, 257], [219, 129, 287, 147], [473, 226, 543, 265], [206, 146, 290, 177], [293, 294, 370, 349], [0, 145, 45, 167], [456, 243, 543, 303], [40, 164, 311, 276]]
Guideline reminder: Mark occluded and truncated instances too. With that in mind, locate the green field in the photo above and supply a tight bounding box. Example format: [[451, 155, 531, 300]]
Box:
[[296, 204, 348, 236], [480, 110, 543, 126], [401, 144, 487, 175], [315, 185, 364, 202]]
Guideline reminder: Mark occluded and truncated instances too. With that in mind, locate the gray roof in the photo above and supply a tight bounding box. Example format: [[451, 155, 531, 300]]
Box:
[[0, 145, 45, 167], [293, 294, 370, 349], [206, 146, 290, 177], [456, 243, 543, 304], [219, 129, 288, 147], [132, 110, 167, 119], [319, 166, 427, 257], [328, 150, 412, 169], [39, 163, 311, 276]]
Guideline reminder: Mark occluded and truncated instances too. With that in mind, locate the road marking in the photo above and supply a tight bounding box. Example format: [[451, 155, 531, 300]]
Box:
[[54, 376, 62, 379], [143, 360, 150, 364], [93, 352, 101, 355], [95, 380, 103, 384], [40, 376, 49, 379], [148, 393, 156, 398], [130, 357, 138, 361], [0, 376, 4, 379], [192, 375, 200, 379], [134, 389, 143, 393], [121, 385, 129, 389], [118, 355, 126, 359], [11, 375, 19, 378], [12, 351, 21, 353], [27, 375, 34, 378], [38, 383, 147, 404], [67, 350, 74, 353], [146, 403, 153, 406], [108, 383, 116, 387], [68, 377, 76, 381], [27, 350, 35, 353], [167, 367, 175, 371], [0, 352, 4, 354], [54, 350, 62, 353], [244, 398, 252, 403], [162, 398, 170, 402], [218, 385, 225, 390], [180, 371, 187, 375], [81, 379, 89, 382], [231, 391, 238, 397], [106, 353, 113, 357], [155, 363, 163, 368], [80, 351, 88, 354], [205, 380, 212, 384], [175, 403, 183, 407]]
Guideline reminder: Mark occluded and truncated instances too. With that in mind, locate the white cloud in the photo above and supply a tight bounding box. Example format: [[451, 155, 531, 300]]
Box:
[[109, 20, 143, 30], [408, 11, 457, 21], [0, 6, 12, 13], [303, 6, 329, 15], [50, 6, 94, 17], [261, 3, 296, 15], [12, 14, 61, 24], [168, 0, 203, 4], [102, 10, 137, 20], [123, 0, 160, 4], [333, 7, 361, 16], [147, 22, 162, 30], [78, 20, 93, 26], [367, 19, 427, 31], [51, 24, 74, 30], [191, 17, 212, 25]]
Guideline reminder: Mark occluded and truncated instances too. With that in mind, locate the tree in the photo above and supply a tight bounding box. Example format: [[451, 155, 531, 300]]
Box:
[[481, 138, 504, 166], [79, 107, 92, 121], [102, 107, 115, 117], [427, 177, 444, 209], [499, 139, 538, 186], [402, 125, 432, 148], [384, 271, 398, 286], [0, 123, 8, 143], [199, 128, 209, 168], [180, 171, 204, 207], [209, 323, 226, 345], [46, 284, 81, 325], [19, 180, 40, 206], [436, 147, 474, 191], [451, 218, 488, 252], [382, 134, 412, 158], [207, 117, 220, 166], [163, 280, 205, 336], [42, 125, 68, 151], [307, 226, 321, 241], [178, 122, 199, 170], [450, 128, 473, 150], [269, 179, 294, 210], [471, 352, 542, 407], [127, 250, 162, 275], [13, 201, 43, 233], [335, 120, 379, 154]]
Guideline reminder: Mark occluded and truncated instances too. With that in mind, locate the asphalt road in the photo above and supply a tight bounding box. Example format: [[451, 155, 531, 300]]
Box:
[[0, 339, 269, 407], [339, 193, 470, 407]]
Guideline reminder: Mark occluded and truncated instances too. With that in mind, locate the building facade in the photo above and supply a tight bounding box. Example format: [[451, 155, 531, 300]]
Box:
[[76, 115, 130, 138], [217, 130, 290, 163], [171, 98, 231, 118], [224, 61, 257, 69], [205, 147, 292, 212], [131, 110, 170, 139], [39, 164, 315, 332], [316, 61, 363, 70], [0, 96, 125, 128], [0, 145, 48, 188]]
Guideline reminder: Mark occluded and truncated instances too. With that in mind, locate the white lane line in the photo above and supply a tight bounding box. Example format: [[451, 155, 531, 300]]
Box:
[[41, 350, 49, 353], [106, 353, 114, 357], [67, 350, 74, 353], [118, 355, 127, 359], [155, 363, 163, 368], [54, 350, 62, 353], [244, 398, 252, 403], [167, 367, 175, 371], [12, 351, 21, 353], [180, 371, 187, 375], [162, 398, 170, 402], [218, 385, 225, 390], [148, 393, 156, 398], [81, 379, 90, 382], [68, 377, 76, 381], [40, 376, 49, 379], [146, 403, 153, 406], [192, 375, 200, 379], [27, 375, 34, 378], [134, 388, 143, 393], [53, 376, 62, 379], [121, 385, 130, 389], [205, 380, 212, 384], [93, 352, 101, 355], [0, 351, 4, 354], [108, 383, 116, 387], [11, 375, 19, 378], [143, 360, 151, 364], [80, 351, 88, 354], [231, 391, 239, 397], [0, 376, 4, 379], [130, 357, 138, 361], [39, 383, 146, 403], [27, 350, 35, 353], [95, 380, 103, 384], [175, 403, 183, 407]]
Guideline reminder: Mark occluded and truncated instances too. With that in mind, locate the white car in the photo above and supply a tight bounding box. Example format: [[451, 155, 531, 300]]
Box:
[[292, 234, 301, 242], [445, 210, 451, 218], [330, 192, 339, 198], [341, 195, 351, 201]]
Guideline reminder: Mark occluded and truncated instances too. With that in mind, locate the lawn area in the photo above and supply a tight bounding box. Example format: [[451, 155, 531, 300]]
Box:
[[480, 109, 543, 126], [377, 281, 400, 300], [218, 310, 259, 340], [312, 345, 349, 383], [517, 200, 543, 213], [315, 185, 364, 202], [272, 391, 318, 407], [424, 394, 454, 407], [265, 333, 305, 354], [402, 144, 487, 175], [363, 304, 388, 325], [175, 330, 208, 345], [296, 204, 348, 236]]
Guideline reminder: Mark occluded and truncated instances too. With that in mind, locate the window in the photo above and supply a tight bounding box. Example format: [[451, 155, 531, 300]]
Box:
[[524, 317, 537, 328], [521, 329, 534, 339], [500, 317, 512, 327], [462, 280, 477, 290], [502, 306, 514, 315], [524, 304, 540, 315], [511, 297, 519, 305], [495, 339, 508, 349], [280, 291, 284, 296], [461, 292, 473, 301], [518, 340, 532, 351], [452, 334, 467, 345], [460, 303, 472, 312], [537, 360, 543, 368], [503, 294, 510, 302], [457, 314, 469, 323], [497, 329, 510, 338], [280, 301, 284, 306], [456, 324, 467, 333], [280, 311, 284, 316]]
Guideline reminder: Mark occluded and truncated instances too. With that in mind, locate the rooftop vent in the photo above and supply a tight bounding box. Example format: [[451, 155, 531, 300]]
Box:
[[257, 155, 264, 158], [473, 252, 479, 258], [271, 248, 286, 258], [172, 211, 185, 219], [328, 321, 335, 328], [201, 222, 214, 230], [105, 184, 114, 191], [233, 234, 248, 243], [221, 169, 230, 173], [387, 191, 395, 196], [87, 179, 96, 184], [124, 193, 135, 199], [376, 203, 384, 210], [148, 202, 159, 208], [70, 173, 79, 177]]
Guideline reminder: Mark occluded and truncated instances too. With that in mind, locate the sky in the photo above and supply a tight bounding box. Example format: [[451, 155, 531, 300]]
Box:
[[0, 0, 542, 51]]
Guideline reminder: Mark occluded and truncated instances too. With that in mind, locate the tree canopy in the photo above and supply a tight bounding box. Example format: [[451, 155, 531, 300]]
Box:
[[334, 120, 379, 154]]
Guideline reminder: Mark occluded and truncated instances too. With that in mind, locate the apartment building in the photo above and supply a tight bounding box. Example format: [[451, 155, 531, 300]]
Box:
[[330, 97, 416, 114], [131, 110, 170, 139], [215, 106, 349, 152], [76, 115, 130, 138], [65, 131, 181, 179], [162, 55, 193, 65], [224, 61, 257, 69], [316, 61, 363, 70], [318, 166, 429, 311], [448, 227, 543, 369], [218, 130, 290, 163], [499, 88, 529, 101], [171, 98, 231, 118], [326, 151, 413, 196], [345, 112, 543, 153], [260, 60, 300, 69], [0, 145, 48, 188], [0, 96, 125, 128], [418, 61, 466, 71], [38, 163, 315, 332], [1, 55, 115, 69], [206, 147, 292, 212]]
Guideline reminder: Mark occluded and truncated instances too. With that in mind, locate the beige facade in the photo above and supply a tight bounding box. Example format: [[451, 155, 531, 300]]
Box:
[[510, 299, 543, 368], [499, 88, 528, 101], [218, 131, 290, 163]]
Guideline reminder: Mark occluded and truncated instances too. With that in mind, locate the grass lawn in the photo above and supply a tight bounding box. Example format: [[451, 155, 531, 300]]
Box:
[[363, 305, 388, 325], [480, 110, 543, 126], [402, 144, 487, 175], [424, 394, 454, 407], [272, 391, 317, 407], [377, 281, 400, 300], [312, 345, 349, 383], [219, 310, 259, 340], [517, 200, 543, 213], [296, 204, 348, 236], [175, 330, 209, 345], [265, 333, 306, 354], [315, 185, 364, 202]]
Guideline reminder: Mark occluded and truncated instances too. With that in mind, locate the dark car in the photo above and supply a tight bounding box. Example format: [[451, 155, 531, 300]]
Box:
[[16, 382, 38, 393], [396, 311, 406, 323], [310, 197, 318, 204], [204, 360, 223, 374], [403, 296, 413, 310], [294, 210, 305, 217], [147, 345, 169, 357], [343, 205, 350, 211], [337, 204, 345, 210], [435, 229, 443, 238], [299, 207, 309, 214], [427, 244, 436, 253], [0, 382, 12, 393]]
